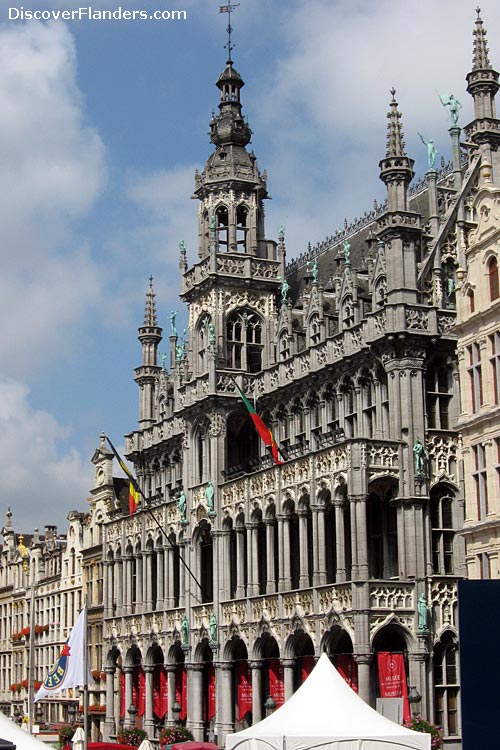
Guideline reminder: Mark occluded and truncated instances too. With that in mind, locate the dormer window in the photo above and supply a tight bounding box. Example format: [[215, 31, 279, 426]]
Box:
[[216, 206, 229, 251], [489, 256, 499, 301]]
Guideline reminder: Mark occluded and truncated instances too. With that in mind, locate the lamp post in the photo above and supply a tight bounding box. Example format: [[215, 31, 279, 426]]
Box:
[[172, 700, 181, 726], [68, 702, 77, 725], [407, 685, 422, 717], [264, 696, 276, 717]]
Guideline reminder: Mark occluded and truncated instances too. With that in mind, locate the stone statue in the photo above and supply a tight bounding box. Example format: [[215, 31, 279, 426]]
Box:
[[209, 214, 216, 240], [177, 490, 187, 522], [278, 225, 285, 243], [170, 310, 177, 337], [413, 437, 428, 476], [439, 93, 462, 126], [208, 322, 216, 345], [343, 240, 351, 266], [209, 612, 217, 644], [308, 257, 319, 282], [417, 132, 437, 170], [280, 277, 289, 304], [417, 593, 429, 632], [205, 481, 215, 513], [180, 614, 189, 647]]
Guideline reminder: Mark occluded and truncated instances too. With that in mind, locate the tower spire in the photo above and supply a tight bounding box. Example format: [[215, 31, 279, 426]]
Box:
[[472, 7, 491, 70], [220, 3, 240, 63], [143, 275, 158, 326], [379, 89, 414, 212]]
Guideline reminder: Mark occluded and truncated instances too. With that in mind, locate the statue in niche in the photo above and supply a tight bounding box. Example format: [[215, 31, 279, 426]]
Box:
[[209, 612, 218, 644], [208, 322, 216, 345], [417, 593, 430, 633], [439, 93, 462, 126], [417, 132, 437, 170], [180, 614, 189, 647], [205, 481, 215, 513], [177, 490, 187, 522], [413, 437, 428, 476]]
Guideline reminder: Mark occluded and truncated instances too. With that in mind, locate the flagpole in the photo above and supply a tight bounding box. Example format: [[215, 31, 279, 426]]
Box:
[[27, 563, 35, 735], [83, 605, 89, 750]]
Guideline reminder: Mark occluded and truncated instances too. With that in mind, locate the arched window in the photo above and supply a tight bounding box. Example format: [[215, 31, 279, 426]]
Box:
[[236, 205, 248, 252], [434, 632, 459, 737], [430, 485, 455, 574], [343, 379, 357, 438], [367, 481, 398, 579], [310, 314, 321, 346], [198, 315, 211, 371], [342, 295, 355, 329], [361, 373, 376, 438], [468, 288, 475, 313], [489, 256, 499, 301], [426, 363, 453, 430], [226, 309, 263, 372], [216, 206, 229, 251], [279, 332, 290, 360]]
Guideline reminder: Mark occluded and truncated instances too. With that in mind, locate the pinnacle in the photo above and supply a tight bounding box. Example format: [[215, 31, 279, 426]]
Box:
[[472, 7, 491, 70], [385, 89, 407, 158], [143, 277, 158, 327]]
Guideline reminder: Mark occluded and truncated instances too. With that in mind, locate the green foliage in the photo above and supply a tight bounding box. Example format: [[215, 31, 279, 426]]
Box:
[[405, 716, 443, 749]]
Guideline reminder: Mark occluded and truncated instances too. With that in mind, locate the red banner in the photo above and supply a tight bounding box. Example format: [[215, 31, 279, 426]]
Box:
[[175, 666, 187, 721], [377, 652, 410, 722], [204, 664, 216, 722], [153, 666, 168, 719], [300, 656, 316, 684], [131, 667, 146, 718], [120, 670, 125, 719], [335, 655, 358, 694], [237, 661, 252, 721], [269, 659, 285, 707]]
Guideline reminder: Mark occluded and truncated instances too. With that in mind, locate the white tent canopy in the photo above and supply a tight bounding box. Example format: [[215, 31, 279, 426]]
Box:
[[225, 654, 430, 750], [0, 712, 49, 749]]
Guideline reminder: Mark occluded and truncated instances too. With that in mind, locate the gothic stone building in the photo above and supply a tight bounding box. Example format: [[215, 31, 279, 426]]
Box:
[[98, 12, 500, 750]]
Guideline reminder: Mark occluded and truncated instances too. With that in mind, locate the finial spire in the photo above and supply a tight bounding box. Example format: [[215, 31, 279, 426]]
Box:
[[385, 88, 407, 158], [143, 277, 157, 326], [220, 3, 240, 63], [472, 7, 491, 70]]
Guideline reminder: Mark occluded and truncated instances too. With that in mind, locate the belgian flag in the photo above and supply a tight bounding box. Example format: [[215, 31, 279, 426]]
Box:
[[233, 383, 282, 465], [106, 437, 141, 515]]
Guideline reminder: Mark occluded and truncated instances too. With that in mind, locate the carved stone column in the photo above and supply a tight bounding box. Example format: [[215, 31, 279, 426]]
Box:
[[235, 528, 246, 598], [179, 542, 186, 609], [122, 666, 134, 728], [143, 666, 155, 737], [298, 510, 309, 588], [166, 664, 176, 725], [144, 551, 153, 609], [250, 660, 263, 724], [136, 553, 144, 613], [354, 654, 372, 705], [282, 516, 291, 590], [115, 558, 123, 615], [265, 520, 276, 593], [156, 549, 165, 609], [103, 666, 116, 741], [282, 659, 295, 702], [215, 661, 234, 743], [246, 523, 259, 597], [334, 499, 346, 582], [186, 663, 204, 740], [277, 515, 285, 591]]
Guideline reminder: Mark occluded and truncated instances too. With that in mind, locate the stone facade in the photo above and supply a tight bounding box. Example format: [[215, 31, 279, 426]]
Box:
[[99, 14, 500, 750]]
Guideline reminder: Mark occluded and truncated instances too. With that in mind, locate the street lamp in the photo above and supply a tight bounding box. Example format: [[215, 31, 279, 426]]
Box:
[[264, 696, 276, 717], [172, 700, 181, 725], [67, 702, 77, 724], [407, 685, 422, 717]]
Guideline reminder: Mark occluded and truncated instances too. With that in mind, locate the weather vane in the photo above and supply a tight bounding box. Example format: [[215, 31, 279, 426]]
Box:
[[220, 3, 240, 61]]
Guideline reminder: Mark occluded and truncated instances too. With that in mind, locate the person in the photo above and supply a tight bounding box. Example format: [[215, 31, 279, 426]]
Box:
[[417, 132, 437, 170]]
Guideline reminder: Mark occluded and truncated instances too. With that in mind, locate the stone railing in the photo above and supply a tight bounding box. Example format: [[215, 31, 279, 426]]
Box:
[[369, 582, 414, 610]]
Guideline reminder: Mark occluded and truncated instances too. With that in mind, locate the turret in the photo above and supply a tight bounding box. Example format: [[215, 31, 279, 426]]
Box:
[[135, 278, 162, 426]]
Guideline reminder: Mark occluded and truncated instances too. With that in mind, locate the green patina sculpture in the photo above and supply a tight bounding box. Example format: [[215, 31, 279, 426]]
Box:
[[177, 490, 187, 522], [413, 437, 428, 476], [280, 277, 289, 304], [205, 481, 215, 513], [417, 132, 437, 170], [160, 352, 167, 370], [208, 322, 216, 345], [170, 310, 177, 337], [278, 225, 285, 242], [209, 612, 217, 644], [417, 593, 430, 632], [209, 214, 216, 240], [439, 93, 462, 125], [181, 614, 189, 646], [179, 240, 186, 254], [343, 239, 351, 266]]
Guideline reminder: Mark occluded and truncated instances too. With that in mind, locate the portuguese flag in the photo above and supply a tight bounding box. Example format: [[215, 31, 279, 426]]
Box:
[[234, 383, 282, 465]]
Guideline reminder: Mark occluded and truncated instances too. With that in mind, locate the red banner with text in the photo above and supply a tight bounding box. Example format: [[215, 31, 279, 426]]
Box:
[[175, 666, 187, 721], [335, 655, 359, 694], [237, 661, 253, 721], [120, 670, 125, 719], [300, 656, 316, 684], [269, 659, 285, 707], [204, 664, 216, 722], [377, 652, 410, 722]]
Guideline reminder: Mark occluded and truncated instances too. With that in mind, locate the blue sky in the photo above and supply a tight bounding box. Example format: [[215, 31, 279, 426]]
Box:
[[0, 0, 498, 531]]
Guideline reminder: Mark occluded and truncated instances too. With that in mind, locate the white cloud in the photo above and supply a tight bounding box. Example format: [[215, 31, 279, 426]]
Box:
[[0, 379, 90, 531]]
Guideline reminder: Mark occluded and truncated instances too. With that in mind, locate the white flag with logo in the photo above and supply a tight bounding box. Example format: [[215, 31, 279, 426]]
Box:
[[35, 608, 86, 701]]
